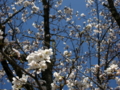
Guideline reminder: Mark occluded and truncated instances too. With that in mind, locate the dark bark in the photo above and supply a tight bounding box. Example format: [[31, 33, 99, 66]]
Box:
[[105, 0, 120, 27], [1, 60, 14, 82], [0, 25, 14, 82], [1, 50, 37, 90], [2, 7, 25, 25], [42, 0, 53, 90], [0, 25, 34, 90]]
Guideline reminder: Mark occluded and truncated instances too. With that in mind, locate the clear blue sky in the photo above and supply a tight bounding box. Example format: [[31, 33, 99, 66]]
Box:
[[0, 0, 117, 89], [63, 0, 86, 11], [0, 1, 87, 89]]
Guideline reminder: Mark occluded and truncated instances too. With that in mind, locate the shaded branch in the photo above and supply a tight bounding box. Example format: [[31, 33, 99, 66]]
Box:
[[2, 7, 25, 25], [41, 0, 53, 90], [0, 50, 43, 90], [1, 60, 14, 82], [104, 0, 120, 27]]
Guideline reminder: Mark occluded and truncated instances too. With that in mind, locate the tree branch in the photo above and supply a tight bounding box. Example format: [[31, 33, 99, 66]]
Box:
[[2, 7, 25, 25], [105, 0, 120, 27]]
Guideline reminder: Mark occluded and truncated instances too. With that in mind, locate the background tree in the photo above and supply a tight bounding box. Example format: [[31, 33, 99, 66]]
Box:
[[0, 0, 120, 90]]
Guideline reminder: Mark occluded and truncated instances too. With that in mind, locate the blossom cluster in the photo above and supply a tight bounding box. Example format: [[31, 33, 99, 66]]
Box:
[[51, 72, 63, 90], [2, 0, 120, 89], [23, 1, 31, 7], [66, 77, 92, 90], [15, 0, 31, 7], [0, 29, 9, 46], [64, 7, 73, 15], [91, 64, 119, 79], [63, 50, 72, 57], [55, 0, 63, 7], [53, 72, 63, 82], [26, 48, 53, 74], [31, 5, 39, 13], [15, 0, 39, 22], [52, 70, 92, 90], [12, 74, 28, 90], [105, 64, 118, 75]]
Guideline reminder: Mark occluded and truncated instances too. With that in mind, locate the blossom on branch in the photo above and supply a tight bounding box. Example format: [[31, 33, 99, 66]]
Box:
[[26, 48, 53, 74]]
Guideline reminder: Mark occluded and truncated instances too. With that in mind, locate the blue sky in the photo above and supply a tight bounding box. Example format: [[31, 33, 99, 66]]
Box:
[[63, 0, 86, 11], [0, 1, 87, 89], [0, 0, 118, 89]]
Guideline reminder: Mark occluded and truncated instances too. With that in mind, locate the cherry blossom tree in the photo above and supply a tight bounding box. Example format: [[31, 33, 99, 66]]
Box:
[[0, 0, 120, 90]]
